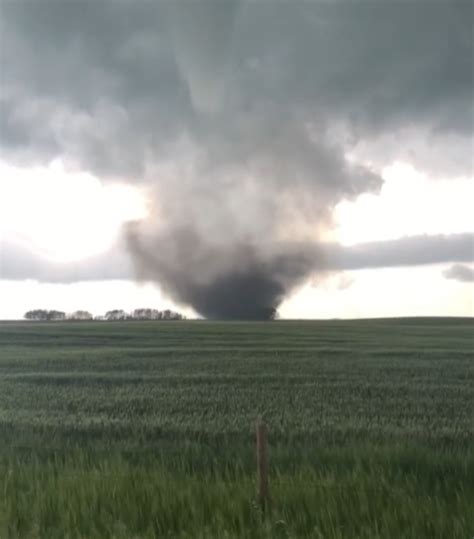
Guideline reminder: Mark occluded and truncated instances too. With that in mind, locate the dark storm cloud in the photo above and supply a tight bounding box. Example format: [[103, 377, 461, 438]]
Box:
[[1, 0, 472, 317], [443, 264, 474, 283], [1, 0, 471, 174]]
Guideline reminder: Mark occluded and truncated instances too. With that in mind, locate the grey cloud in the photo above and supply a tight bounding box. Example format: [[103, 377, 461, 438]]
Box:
[[0, 238, 132, 283], [443, 263, 474, 283], [325, 233, 474, 271]]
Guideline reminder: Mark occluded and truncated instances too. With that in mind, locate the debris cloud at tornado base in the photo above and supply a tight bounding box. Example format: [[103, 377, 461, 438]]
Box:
[[126, 226, 320, 320]]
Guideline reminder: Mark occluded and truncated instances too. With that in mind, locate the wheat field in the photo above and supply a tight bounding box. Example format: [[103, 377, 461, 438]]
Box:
[[1, 318, 472, 538]]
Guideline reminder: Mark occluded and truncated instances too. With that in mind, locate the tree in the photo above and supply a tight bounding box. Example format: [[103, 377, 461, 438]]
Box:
[[24, 309, 66, 321], [131, 308, 184, 321], [104, 309, 128, 321], [24, 309, 49, 321], [267, 308, 278, 321], [69, 310, 93, 320], [132, 308, 161, 320], [47, 310, 66, 321], [162, 309, 184, 320]]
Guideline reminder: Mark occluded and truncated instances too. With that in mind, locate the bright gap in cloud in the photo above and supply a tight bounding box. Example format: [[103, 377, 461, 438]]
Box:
[[334, 162, 474, 246], [279, 264, 473, 319], [0, 160, 148, 262]]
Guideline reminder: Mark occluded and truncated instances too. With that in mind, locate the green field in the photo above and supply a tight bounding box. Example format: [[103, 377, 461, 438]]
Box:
[[0, 319, 473, 538]]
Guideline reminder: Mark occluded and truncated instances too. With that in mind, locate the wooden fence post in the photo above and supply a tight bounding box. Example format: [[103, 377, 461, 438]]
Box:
[[256, 418, 270, 510]]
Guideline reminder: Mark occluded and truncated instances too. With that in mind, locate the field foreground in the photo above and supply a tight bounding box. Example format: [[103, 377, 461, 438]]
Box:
[[0, 318, 473, 538]]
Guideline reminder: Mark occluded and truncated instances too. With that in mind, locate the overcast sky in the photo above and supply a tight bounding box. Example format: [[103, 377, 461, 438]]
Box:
[[0, 0, 472, 319]]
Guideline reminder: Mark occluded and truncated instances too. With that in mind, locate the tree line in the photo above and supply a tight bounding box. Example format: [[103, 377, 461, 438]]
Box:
[[24, 308, 185, 321]]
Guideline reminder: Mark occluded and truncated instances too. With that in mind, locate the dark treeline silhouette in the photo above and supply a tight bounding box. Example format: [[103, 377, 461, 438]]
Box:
[[24, 308, 185, 321], [101, 309, 184, 321], [24, 309, 66, 321]]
